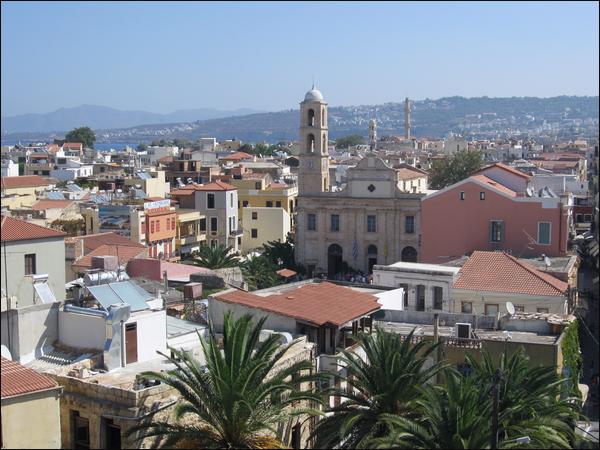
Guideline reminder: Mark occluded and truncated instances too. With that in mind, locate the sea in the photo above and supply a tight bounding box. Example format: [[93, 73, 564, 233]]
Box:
[[0, 140, 141, 152]]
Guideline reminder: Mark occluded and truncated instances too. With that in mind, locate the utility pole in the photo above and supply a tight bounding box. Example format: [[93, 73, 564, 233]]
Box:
[[491, 368, 502, 449]]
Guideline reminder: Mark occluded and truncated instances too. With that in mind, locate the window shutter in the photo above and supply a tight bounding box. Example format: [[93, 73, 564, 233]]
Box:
[[488, 221, 493, 242], [500, 222, 505, 242]]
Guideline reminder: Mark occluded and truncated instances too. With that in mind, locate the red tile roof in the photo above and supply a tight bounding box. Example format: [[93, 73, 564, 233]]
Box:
[[1, 357, 59, 398], [32, 199, 75, 211], [192, 180, 237, 191], [276, 268, 297, 278], [126, 258, 213, 282], [1, 216, 66, 242], [220, 151, 254, 161], [63, 142, 83, 150], [214, 282, 381, 326], [72, 232, 144, 253], [476, 162, 532, 180], [470, 175, 517, 197], [1, 175, 51, 190], [452, 251, 568, 297], [72, 244, 147, 269]]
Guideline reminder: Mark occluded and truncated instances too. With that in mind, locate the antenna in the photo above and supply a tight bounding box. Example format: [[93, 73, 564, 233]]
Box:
[[506, 301, 515, 316]]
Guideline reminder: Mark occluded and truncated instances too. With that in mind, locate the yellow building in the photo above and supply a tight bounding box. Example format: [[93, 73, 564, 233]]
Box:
[[175, 208, 207, 257], [229, 173, 298, 230], [241, 207, 291, 254], [1, 357, 62, 449], [1, 175, 51, 210], [124, 170, 169, 199]]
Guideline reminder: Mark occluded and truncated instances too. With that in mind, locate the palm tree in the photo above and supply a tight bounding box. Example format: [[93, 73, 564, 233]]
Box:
[[241, 255, 279, 291], [370, 371, 493, 449], [188, 244, 240, 269], [127, 312, 323, 448], [312, 327, 445, 449], [371, 349, 584, 449]]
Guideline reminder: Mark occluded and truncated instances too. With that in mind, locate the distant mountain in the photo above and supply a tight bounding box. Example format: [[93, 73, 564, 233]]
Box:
[[0, 104, 265, 133], [2, 96, 598, 144]]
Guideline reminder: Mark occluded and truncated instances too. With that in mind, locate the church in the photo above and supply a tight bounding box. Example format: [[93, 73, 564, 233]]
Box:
[[295, 86, 425, 278]]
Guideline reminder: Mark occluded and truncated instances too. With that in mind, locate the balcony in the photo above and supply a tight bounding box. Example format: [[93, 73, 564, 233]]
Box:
[[229, 227, 243, 237], [177, 233, 206, 246]]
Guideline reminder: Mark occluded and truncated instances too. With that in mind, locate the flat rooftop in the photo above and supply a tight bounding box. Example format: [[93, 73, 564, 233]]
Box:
[[375, 321, 560, 345]]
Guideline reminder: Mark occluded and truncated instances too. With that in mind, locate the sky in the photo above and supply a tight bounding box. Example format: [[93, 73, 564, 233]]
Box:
[[1, 1, 598, 116]]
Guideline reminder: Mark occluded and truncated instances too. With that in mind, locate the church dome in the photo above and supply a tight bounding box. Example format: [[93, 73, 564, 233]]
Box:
[[304, 87, 324, 102]]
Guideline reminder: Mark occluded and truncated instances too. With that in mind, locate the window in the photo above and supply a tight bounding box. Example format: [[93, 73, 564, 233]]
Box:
[[199, 218, 206, 232], [367, 215, 377, 233], [171, 218, 175, 230], [480, 192, 485, 200], [210, 217, 217, 232], [72, 411, 90, 449], [251, 229, 258, 238], [207, 193, 215, 209], [275, 201, 281, 207], [331, 214, 340, 232], [243, 200, 249, 207], [230, 193, 234, 208], [538, 222, 551, 245], [24, 254, 36, 275], [399, 283, 409, 307], [416, 285, 425, 311], [307, 214, 316, 231], [485, 304, 499, 317], [433, 286, 443, 310], [514, 305, 525, 312], [252, 212, 258, 220], [141, 221, 146, 234], [150, 221, 155, 233], [211, 239, 218, 248], [266, 201, 273, 208], [460, 191, 465, 200], [461, 302, 472, 314], [102, 418, 121, 449], [405, 216, 415, 234], [156, 220, 160, 232], [166, 218, 170, 230], [489, 220, 504, 242], [537, 308, 549, 314], [255, 182, 261, 189]]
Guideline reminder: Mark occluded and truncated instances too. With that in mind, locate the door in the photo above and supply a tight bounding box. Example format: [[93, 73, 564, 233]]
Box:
[[125, 323, 138, 364]]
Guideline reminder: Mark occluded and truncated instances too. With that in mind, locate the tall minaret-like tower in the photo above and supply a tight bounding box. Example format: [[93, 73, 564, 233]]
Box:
[[404, 97, 411, 139], [298, 85, 329, 195], [369, 119, 377, 151]]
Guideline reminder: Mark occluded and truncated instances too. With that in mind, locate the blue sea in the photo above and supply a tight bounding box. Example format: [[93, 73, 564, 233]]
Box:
[[0, 140, 141, 152]]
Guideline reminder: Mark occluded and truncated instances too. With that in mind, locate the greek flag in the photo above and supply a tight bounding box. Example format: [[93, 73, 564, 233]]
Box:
[[352, 237, 358, 261]]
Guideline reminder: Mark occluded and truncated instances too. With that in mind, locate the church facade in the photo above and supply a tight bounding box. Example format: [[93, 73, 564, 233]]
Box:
[[295, 87, 424, 277]]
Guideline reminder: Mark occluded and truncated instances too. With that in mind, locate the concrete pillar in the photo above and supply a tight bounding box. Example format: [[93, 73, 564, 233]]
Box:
[[424, 285, 434, 311]]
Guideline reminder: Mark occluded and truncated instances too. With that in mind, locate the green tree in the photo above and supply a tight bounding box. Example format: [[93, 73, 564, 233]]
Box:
[[312, 327, 445, 448], [241, 255, 279, 291], [188, 244, 240, 269], [262, 234, 296, 270], [50, 218, 85, 236], [374, 349, 584, 449], [64, 126, 96, 149], [127, 312, 323, 448], [334, 134, 366, 149], [428, 150, 483, 189]]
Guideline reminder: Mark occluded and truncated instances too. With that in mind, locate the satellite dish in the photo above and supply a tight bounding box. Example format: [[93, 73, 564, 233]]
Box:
[[506, 301, 515, 316]]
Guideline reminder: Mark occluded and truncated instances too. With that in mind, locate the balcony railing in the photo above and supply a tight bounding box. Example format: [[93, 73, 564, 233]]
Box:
[[229, 227, 243, 236]]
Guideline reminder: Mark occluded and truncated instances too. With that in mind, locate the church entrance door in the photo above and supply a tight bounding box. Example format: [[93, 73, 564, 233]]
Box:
[[327, 244, 343, 278]]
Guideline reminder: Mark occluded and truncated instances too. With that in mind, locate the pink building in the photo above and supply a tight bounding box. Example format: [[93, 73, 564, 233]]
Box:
[[421, 165, 568, 264]]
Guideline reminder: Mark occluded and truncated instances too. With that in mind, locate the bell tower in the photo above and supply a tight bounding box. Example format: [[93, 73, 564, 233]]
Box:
[[298, 85, 329, 195]]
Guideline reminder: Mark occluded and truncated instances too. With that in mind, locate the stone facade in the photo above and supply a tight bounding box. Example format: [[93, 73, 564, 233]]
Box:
[[295, 88, 424, 276]]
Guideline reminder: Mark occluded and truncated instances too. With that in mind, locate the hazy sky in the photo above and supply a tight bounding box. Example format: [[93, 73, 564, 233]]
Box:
[[1, 1, 598, 116]]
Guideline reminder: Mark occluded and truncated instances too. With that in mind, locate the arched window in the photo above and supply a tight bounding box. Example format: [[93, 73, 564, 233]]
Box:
[[322, 134, 327, 153], [307, 134, 315, 153], [367, 244, 378, 255], [308, 109, 315, 127], [322, 107, 325, 126], [401, 246, 418, 262]]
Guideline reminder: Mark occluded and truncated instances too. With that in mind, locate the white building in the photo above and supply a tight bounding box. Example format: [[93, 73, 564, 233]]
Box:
[[1, 159, 19, 177], [140, 146, 179, 166]]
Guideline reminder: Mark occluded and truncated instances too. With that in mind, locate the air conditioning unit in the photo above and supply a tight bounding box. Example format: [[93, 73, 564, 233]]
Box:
[[455, 323, 471, 339]]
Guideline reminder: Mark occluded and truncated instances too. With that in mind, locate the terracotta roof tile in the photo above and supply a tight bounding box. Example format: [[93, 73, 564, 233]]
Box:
[[214, 282, 380, 326], [220, 151, 254, 161], [470, 175, 517, 197], [276, 268, 297, 278], [1, 357, 58, 398], [475, 162, 532, 180], [74, 232, 145, 252], [1, 216, 66, 242], [452, 251, 568, 297], [72, 244, 147, 269], [32, 199, 75, 211], [192, 180, 237, 191], [1, 175, 51, 189]]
